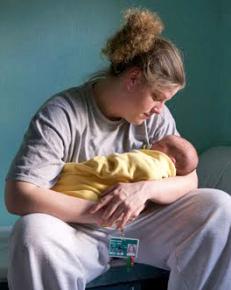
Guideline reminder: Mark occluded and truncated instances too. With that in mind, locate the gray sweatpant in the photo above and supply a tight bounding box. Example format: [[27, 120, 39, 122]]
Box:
[[7, 189, 231, 290]]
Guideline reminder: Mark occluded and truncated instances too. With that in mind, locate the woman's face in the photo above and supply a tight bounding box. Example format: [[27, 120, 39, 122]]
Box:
[[121, 77, 180, 125]]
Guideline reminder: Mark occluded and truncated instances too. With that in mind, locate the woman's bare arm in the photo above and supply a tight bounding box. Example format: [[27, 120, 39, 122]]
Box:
[[143, 170, 198, 204], [5, 180, 103, 224]]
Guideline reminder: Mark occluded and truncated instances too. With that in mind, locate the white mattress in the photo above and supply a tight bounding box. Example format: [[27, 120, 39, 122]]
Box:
[[197, 146, 231, 193]]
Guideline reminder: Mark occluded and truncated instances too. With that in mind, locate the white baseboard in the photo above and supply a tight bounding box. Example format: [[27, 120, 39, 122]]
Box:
[[0, 227, 11, 280], [0, 227, 12, 239]]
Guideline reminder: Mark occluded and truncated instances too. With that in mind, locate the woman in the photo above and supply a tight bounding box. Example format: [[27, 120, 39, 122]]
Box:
[[5, 8, 231, 290]]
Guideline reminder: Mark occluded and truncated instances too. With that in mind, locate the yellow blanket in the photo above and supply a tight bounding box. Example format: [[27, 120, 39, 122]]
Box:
[[52, 150, 176, 201]]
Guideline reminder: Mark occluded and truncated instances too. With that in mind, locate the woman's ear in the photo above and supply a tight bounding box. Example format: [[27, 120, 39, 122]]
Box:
[[125, 68, 142, 91]]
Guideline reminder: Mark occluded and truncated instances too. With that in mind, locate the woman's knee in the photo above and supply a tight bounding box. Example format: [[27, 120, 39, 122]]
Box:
[[188, 188, 231, 231], [191, 188, 230, 208], [10, 213, 73, 250]]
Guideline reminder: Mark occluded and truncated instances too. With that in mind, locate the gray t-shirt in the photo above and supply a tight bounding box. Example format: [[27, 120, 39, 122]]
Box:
[[6, 81, 178, 188]]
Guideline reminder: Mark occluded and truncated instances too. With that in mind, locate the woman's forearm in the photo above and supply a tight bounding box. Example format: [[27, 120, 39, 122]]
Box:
[[5, 180, 102, 224], [143, 170, 198, 204]]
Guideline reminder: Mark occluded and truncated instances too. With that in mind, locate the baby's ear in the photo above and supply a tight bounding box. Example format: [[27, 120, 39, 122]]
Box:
[[170, 157, 176, 164]]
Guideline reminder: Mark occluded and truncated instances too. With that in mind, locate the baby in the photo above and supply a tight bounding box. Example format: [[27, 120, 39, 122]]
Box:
[[52, 135, 198, 201]]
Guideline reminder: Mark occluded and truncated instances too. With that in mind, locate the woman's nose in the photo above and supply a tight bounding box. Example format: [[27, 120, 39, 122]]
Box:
[[152, 102, 164, 114]]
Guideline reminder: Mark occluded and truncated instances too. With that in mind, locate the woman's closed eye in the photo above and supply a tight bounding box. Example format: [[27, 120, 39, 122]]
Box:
[[152, 93, 163, 102]]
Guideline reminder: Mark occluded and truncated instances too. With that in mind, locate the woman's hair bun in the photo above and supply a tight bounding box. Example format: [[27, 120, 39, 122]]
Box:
[[102, 8, 164, 65]]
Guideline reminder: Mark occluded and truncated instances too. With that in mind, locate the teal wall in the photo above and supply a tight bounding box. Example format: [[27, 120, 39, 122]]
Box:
[[219, 0, 231, 144], [0, 0, 230, 226]]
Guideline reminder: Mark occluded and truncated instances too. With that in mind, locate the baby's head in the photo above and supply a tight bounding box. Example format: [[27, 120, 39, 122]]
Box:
[[151, 135, 198, 175]]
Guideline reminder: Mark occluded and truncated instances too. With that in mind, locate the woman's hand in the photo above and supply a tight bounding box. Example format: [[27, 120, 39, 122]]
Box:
[[90, 171, 198, 228], [90, 182, 149, 229]]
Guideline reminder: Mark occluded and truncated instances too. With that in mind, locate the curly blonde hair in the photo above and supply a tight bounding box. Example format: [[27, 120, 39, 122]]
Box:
[[100, 8, 185, 89]]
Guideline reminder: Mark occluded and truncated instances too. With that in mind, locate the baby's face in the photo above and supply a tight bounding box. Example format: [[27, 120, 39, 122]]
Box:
[[151, 142, 176, 165], [151, 141, 167, 153]]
